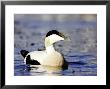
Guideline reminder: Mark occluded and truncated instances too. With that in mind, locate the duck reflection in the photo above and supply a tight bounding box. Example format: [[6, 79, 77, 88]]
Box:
[[27, 65, 64, 76]]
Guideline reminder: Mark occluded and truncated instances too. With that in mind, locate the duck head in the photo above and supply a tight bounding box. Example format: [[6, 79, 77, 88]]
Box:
[[45, 30, 66, 47]]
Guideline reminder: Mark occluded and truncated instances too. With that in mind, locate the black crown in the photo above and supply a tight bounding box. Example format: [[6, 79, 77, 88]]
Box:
[[46, 30, 65, 38]]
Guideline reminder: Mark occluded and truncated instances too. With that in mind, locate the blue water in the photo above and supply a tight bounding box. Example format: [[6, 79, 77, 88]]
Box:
[[14, 14, 97, 76]]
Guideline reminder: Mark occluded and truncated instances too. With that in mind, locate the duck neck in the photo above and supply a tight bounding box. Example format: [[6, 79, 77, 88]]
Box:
[[44, 37, 56, 53], [45, 45, 56, 54]]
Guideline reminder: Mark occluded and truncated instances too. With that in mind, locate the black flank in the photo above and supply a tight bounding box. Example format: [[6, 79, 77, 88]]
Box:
[[26, 55, 40, 65]]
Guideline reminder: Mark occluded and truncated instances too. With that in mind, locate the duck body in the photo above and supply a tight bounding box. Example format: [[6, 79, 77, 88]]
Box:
[[24, 45, 64, 67], [20, 30, 68, 68]]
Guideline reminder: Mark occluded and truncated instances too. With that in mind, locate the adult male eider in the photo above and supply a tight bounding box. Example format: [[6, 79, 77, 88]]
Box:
[[20, 30, 68, 68]]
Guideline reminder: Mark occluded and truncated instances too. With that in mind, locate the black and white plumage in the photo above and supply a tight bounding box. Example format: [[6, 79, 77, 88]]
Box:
[[20, 30, 68, 68]]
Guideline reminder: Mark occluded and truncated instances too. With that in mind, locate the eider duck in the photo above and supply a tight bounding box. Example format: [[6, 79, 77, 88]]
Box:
[[20, 30, 68, 68]]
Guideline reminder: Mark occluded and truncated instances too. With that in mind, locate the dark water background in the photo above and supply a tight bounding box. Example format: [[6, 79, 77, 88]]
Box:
[[14, 14, 97, 76]]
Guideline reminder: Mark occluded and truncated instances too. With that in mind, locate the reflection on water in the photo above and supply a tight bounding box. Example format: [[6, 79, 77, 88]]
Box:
[[28, 65, 63, 76], [14, 14, 97, 76]]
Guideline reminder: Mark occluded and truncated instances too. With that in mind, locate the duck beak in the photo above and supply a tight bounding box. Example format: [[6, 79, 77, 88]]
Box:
[[60, 32, 71, 41], [64, 36, 71, 41]]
